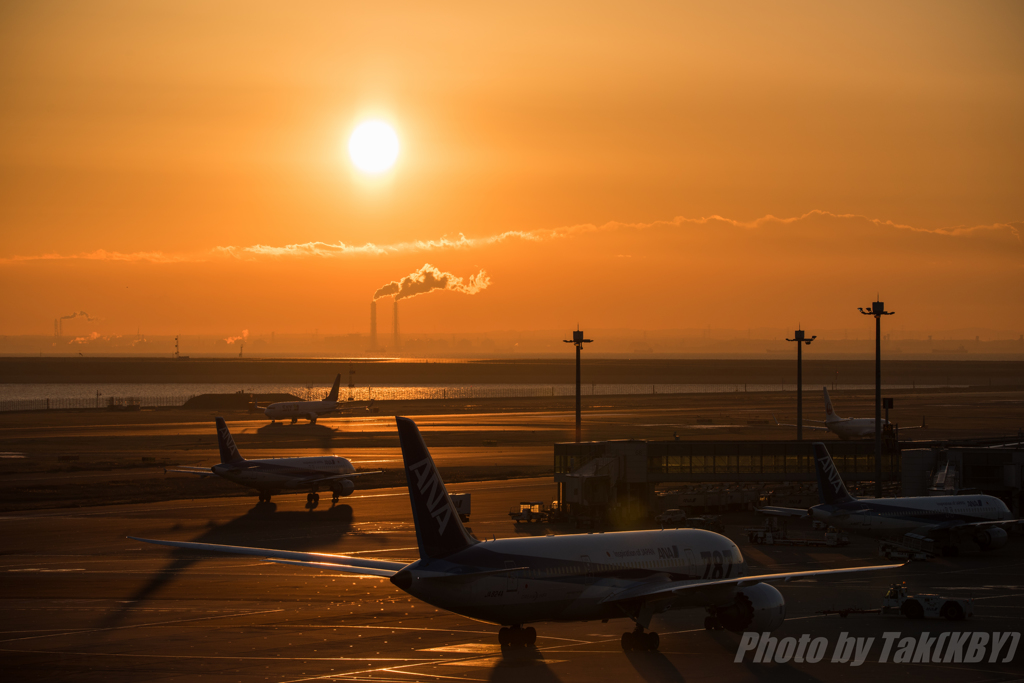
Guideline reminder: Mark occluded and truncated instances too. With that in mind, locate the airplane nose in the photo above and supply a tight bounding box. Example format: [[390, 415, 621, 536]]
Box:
[[390, 570, 413, 591]]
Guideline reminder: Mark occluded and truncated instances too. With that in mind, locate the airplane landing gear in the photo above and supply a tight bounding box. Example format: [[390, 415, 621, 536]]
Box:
[[306, 492, 320, 508], [258, 492, 272, 503], [331, 491, 340, 505], [704, 615, 724, 630], [621, 625, 659, 651], [310, 417, 317, 425], [498, 625, 536, 648], [290, 418, 297, 424]]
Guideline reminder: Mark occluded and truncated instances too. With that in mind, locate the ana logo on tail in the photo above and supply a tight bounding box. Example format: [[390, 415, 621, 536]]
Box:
[[408, 458, 452, 536], [817, 450, 845, 496]]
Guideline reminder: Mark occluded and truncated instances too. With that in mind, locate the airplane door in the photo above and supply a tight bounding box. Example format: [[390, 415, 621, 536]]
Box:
[[580, 555, 593, 585], [505, 560, 518, 593], [684, 549, 697, 578]]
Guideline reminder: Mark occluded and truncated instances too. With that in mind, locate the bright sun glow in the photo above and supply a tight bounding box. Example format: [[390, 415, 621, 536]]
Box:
[[348, 121, 399, 173]]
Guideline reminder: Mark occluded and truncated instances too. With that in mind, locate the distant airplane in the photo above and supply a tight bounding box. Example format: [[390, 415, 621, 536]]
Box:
[[168, 418, 378, 506], [139, 417, 900, 652], [775, 387, 923, 440], [260, 373, 342, 425], [759, 442, 1015, 555]]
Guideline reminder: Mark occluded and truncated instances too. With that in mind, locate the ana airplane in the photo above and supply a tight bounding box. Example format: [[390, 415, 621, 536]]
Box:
[[759, 442, 1015, 555], [261, 373, 342, 425], [776, 387, 924, 440], [140, 417, 900, 652], [168, 418, 378, 506]]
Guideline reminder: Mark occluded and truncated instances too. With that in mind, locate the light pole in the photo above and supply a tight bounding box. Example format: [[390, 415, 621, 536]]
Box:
[[785, 328, 816, 440], [859, 300, 894, 498], [563, 327, 593, 443]]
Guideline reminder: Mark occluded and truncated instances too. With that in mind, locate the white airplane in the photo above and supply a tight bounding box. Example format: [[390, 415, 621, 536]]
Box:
[[776, 387, 921, 440], [759, 442, 1015, 555], [168, 418, 378, 506], [261, 374, 342, 425], [138, 417, 900, 652]]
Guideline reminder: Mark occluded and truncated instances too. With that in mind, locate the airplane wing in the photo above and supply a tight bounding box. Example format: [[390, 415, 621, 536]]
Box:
[[295, 470, 383, 485], [129, 537, 408, 577], [756, 506, 809, 518], [600, 562, 904, 606], [772, 415, 828, 430], [165, 466, 214, 476]]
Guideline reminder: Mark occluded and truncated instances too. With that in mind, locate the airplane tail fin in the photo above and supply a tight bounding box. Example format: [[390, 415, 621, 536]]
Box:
[[326, 374, 341, 402], [823, 387, 840, 421], [215, 418, 245, 464], [396, 416, 478, 560], [812, 442, 855, 505]]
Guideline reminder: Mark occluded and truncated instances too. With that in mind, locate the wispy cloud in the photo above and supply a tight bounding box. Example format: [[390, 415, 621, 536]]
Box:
[[0, 249, 202, 264], [2, 212, 1019, 264]]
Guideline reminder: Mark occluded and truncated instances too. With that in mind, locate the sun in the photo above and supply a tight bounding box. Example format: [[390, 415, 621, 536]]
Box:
[[348, 120, 399, 174]]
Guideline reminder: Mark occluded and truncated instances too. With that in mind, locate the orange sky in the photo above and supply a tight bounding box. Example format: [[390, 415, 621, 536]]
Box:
[[1, 2, 1022, 338]]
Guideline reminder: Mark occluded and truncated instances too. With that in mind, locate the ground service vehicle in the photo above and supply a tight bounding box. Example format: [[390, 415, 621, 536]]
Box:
[[881, 583, 972, 620]]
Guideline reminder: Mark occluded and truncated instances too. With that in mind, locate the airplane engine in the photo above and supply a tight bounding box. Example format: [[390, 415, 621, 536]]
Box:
[[335, 479, 355, 497], [974, 527, 1008, 551], [716, 582, 786, 633]]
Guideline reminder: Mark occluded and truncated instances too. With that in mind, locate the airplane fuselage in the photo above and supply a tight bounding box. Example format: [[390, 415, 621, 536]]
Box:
[[825, 416, 889, 440], [212, 455, 354, 493], [393, 529, 750, 625], [264, 399, 338, 423], [810, 494, 1012, 537]]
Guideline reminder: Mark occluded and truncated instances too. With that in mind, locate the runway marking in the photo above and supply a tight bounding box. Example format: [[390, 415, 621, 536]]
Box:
[[0, 648, 425, 663], [0, 608, 284, 644], [441, 656, 567, 667], [422, 643, 502, 654]]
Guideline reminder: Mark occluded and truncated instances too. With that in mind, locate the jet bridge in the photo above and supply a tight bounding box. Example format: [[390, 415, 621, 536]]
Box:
[[554, 438, 898, 522]]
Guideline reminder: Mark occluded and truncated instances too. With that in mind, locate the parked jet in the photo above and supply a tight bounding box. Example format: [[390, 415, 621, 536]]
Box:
[[139, 417, 900, 651], [260, 374, 342, 425], [168, 418, 378, 506], [759, 442, 1015, 555]]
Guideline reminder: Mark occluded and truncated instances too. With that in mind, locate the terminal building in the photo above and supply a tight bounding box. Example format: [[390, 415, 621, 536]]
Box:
[[554, 436, 1023, 523]]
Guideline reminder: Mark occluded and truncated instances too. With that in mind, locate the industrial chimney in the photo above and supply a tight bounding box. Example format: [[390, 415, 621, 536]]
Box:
[[370, 300, 377, 350], [393, 298, 400, 351]]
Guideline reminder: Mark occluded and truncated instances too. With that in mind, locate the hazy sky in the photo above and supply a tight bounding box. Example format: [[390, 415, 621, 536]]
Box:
[[1, 1, 1021, 338]]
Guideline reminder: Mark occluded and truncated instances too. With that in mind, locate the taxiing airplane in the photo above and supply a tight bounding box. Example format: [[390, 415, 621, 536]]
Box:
[[759, 442, 1015, 555], [168, 418, 378, 506], [140, 417, 900, 652], [776, 387, 925, 440], [260, 373, 342, 425]]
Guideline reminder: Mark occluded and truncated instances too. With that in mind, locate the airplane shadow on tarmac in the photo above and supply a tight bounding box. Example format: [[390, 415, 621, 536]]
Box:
[[488, 647, 564, 683], [254, 422, 338, 450], [107, 502, 366, 627]]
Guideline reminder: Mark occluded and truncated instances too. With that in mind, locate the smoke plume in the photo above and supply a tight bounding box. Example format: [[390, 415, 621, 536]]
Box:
[[373, 264, 491, 301], [224, 329, 249, 345], [61, 311, 97, 321]]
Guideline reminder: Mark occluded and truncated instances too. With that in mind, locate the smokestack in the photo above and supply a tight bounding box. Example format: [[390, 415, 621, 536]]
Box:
[[393, 298, 400, 351], [370, 300, 377, 350]]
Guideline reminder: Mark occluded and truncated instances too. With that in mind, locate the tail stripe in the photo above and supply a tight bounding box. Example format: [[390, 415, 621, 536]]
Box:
[[396, 416, 477, 560], [215, 418, 245, 464], [812, 443, 855, 505]]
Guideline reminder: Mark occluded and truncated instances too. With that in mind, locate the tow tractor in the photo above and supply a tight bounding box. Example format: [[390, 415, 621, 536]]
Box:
[[818, 583, 973, 621], [881, 583, 972, 621]]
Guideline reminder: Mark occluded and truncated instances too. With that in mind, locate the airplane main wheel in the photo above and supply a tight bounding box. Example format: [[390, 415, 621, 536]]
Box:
[[498, 627, 511, 646], [621, 632, 635, 650], [646, 632, 660, 651], [524, 626, 537, 646]]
